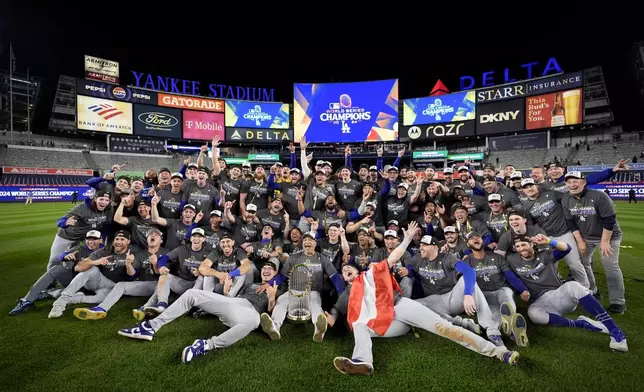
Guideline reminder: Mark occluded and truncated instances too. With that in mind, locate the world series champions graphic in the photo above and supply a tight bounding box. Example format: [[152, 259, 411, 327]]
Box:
[[293, 79, 399, 143]]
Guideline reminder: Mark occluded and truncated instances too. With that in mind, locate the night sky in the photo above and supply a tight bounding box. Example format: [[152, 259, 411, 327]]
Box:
[[1, 3, 640, 133]]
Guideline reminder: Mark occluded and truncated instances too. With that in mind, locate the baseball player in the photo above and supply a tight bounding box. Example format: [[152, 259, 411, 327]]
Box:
[[260, 231, 345, 343], [462, 232, 529, 346], [10, 230, 103, 315], [411, 232, 504, 346], [369, 229, 414, 297], [48, 190, 113, 269], [48, 230, 137, 318], [117, 259, 285, 364], [507, 234, 627, 352], [328, 221, 519, 376], [562, 171, 626, 313], [72, 228, 169, 321], [143, 227, 210, 315], [198, 232, 253, 296]]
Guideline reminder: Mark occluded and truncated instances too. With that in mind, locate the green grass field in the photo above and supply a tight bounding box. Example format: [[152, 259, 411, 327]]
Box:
[[1, 202, 642, 392]]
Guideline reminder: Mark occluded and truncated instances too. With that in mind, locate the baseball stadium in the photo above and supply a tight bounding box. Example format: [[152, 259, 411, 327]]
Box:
[[2, 12, 644, 392]]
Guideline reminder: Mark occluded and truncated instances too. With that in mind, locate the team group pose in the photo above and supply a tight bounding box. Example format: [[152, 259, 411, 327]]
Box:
[[9, 137, 630, 375]]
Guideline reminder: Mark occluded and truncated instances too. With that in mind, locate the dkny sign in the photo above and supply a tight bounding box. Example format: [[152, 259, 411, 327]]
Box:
[[476, 99, 525, 135]]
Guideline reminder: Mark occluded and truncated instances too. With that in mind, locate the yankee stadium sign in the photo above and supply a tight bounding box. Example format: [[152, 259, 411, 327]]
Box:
[[131, 71, 275, 102]]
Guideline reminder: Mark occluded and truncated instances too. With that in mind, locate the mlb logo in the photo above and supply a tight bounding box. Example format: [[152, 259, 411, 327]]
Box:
[[329, 102, 340, 109]]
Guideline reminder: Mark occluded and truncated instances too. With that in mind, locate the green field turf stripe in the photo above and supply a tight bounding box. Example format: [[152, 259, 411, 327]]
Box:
[[0, 223, 61, 236]]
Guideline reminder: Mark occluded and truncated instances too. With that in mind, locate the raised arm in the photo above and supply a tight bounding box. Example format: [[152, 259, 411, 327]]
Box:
[[387, 221, 417, 269]]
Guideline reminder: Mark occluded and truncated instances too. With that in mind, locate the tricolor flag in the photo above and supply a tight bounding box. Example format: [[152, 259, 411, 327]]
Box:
[[346, 260, 402, 336]]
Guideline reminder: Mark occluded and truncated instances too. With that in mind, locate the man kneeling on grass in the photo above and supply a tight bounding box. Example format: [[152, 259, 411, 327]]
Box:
[[117, 259, 285, 364], [327, 221, 520, 376]]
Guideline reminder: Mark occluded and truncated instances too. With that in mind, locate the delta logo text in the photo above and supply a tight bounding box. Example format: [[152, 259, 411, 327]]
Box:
[[137, 112, 179, 131], [422, 98, 454, 121], [321, 94, 371, 134], [88, 104, 124, 120], [243, 105, 272, 126]]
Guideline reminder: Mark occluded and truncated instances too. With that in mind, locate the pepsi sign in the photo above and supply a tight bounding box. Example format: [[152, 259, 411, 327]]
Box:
[[133, 104, 182, 139], [77, 79, 157, 104]]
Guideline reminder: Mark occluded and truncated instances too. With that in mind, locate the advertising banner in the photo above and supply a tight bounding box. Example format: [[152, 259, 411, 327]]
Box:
[[225, 128, 293, 143], [588, 184, 644, 200], [133, 104, 182, 139], [158, 93, 224, 112], [248, 153, 280, 161], [294, 79, 399, 143], [567, 163, 644, 172], [225, 100, 289, 129], [489, 132, 548, 151], [77, 79, 156, 104], [77, 95, 133, 134], [2, 166, 94, 176], [476, 99, 525, 135], [526, 88, 582, 130], [526, 71, 583, 96], [84, 55, 119, 84], [447, 152, 485, 161], [412, 150, 449, 159], [403, 90, 475, 126], [400, 121, 475, 141], [0, 186, 94, 202], [183, 110, 225, 140], [476, 82, 526, 103], [109, 136, 166, 154]]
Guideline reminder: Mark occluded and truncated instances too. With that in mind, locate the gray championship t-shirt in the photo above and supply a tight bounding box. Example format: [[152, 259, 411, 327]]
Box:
[[87, 247, 133, 283], [239, 282, 286, 313], [205, 248, 247, 273], [181, 181, 219, 217], [523, 191, 568, 237], [241, 179, 270, 212], [335, 179, 363, 211], [57, 203, 112, 241], [462, 251, 510, 292], [156, 189, 183, 219], [410, 252, 460, 296], [562, 188, 622, 242], [134, 246, 169, 281], [164, 245, 211, 281], [125, 216, 158, 249], [497, 225, 547, 255], [506, 249, 561, 300]]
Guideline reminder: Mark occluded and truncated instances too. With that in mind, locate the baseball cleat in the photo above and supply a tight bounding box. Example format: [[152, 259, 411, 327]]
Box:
[[36, 290, 54, 301], [260, 313, 281, 341], [48, 305, 64, 319], [577, 315, 608, 334], [118, 321, 156, 341], [74, 307, 106, 320], [502, 351, 520, 365], [333, 357, 374, 376], [143, 302, 167, 318], [181, 339, 209, 364], [511, 313, 529, 347], [607, 304, 626, 314], [609, 330, 628, 352], [500, 302, 514, 337], [313, 314, 328, 343], [453, 315, 481, 335], [9, 299, 34, 315], [132, 307, 146, 322]]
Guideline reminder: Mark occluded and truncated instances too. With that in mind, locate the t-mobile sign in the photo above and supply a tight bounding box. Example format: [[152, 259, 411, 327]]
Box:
[[182, 110, 225, 140]]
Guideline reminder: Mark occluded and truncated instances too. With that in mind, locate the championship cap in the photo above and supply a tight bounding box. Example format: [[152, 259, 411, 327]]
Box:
[[444, 167, 454, 174], [420, 235, 438, 246], [246, 203, 258, 213], [197, 166, 208, 173], [366, 201, 377, 209], [521, 178, 535, 187], [263, 257, 279, 271], [323, 161, 332, 168], [488, 193, 502, 202], [483, 164, 495, 171], [86, 230, 102, 239], [547, 161, 563, 169], [510, 171, 523, 180], [359, 163, 369, 170], [171, 172, 184, 180], [397, 182, 409, 190], [114, 230, 131, 240], [443, 225, 457, 233], [369, 165, 378, 171], [95, 189, 111, 199], [387, 166, 399, 172], [303, 231, 317, 240], [220, 232, 234, 241], [314, 169, 326, 176], [138, 198, 151, 206], [210, 210, 223, 217], [457, 166, 469, 172], [357, 227, 371, 236], [387, 219, 399, 227], [316, 160, 325, 166], [565, 171, 584, 180], [183, 204, 196, 211], [384, 230, 399, 238], [290, 168, 301, 174], [275, 161, 283, 167], [242, 161, 252, 168], [158, 167, 171, 175], [466, 231, 482, 240], [146, 227, 163, 237], [187, 163, 199, 169], [191, 228, 205, 237]]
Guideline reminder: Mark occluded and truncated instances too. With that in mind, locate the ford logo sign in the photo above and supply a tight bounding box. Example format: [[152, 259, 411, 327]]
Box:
[[138, 112, 179, 128]]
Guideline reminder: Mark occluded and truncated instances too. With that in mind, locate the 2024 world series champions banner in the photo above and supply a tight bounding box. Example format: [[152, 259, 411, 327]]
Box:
[[293, 79, 399, 143], [225, 100, 290, 129]]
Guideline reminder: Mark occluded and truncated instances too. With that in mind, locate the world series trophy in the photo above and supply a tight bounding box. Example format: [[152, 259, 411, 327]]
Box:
[[286, 263, 313, 324]]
